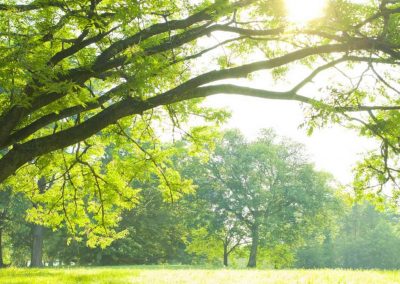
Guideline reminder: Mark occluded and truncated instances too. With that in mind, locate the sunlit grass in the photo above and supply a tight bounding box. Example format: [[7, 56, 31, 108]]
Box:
[[1, 266, 400, 284]]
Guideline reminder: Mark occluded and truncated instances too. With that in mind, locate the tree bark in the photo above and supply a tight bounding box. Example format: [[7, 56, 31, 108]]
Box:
[[223, 243, 228, 266], [30, 177, 46, 268], [247, 226, 259, 268], [30, 224, 44, 267], [0, 228, 4, 268]]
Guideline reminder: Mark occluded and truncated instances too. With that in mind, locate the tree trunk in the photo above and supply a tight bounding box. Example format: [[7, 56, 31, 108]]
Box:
[[223, 243, 228, 266], [30, 224, 44, 267], [0, 228, 4, 268], [247, 226, 259, 268], [30, 177, 47, 268]]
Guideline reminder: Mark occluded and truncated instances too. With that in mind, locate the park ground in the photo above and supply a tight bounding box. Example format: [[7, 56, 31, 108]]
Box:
[[0, 266, 400, 284]]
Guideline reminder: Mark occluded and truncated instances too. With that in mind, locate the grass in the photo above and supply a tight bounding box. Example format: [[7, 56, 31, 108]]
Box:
[[0, 266, 400, 284]]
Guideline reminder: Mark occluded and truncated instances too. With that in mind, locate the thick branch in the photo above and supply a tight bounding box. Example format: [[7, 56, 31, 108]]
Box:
[[1, 85, 124, 148], [161, 39, 376, 98], [186, 84, 400, 111], [0, 97, 149, 183], [0, 39, 382, 152], [49, 26, 119, 66], [0, 1, 64, 12], [1, 79, 400, 183]]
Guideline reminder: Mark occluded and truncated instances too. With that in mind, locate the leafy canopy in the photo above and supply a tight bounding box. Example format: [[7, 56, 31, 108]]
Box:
[[0, 0, 400, 244]]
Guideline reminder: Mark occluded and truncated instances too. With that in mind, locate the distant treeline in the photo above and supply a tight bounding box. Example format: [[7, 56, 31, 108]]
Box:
[[1, 130, 399, 269]]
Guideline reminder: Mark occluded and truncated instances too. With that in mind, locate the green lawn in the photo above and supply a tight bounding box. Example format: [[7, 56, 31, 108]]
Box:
[[1, 266, 400, 284]]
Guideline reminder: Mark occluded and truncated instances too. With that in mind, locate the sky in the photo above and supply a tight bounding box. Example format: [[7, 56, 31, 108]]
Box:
[[205, 94, 375, 185]]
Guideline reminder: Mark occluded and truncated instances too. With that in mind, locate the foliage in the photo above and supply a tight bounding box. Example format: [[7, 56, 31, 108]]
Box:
[[87, 186, 190, 265], [16, 185, 191, 266], [0, 191, 32, 267], [183, 129, 339, 267], [0, 0, 400, 242], [295, 202, 400, 269]]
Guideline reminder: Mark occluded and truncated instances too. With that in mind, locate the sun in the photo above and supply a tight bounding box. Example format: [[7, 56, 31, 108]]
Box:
[[285, 0, 327, 24]]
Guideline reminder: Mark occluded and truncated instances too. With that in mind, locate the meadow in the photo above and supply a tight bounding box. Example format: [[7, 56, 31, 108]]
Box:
[[0, 266, 400, 284]]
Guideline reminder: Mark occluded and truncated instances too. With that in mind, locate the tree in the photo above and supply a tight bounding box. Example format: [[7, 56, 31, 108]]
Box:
[[1, 0, 400, 238], [295, 201, 400, 269], [40, 185, 191, 266], [337, 202, 400, 269], [95, 186, 190, 265], [186, 129, 338, 267], [30, 177, 53, 267], [183, 192, 247, 266], [0, 192, 32, 267], [0, 187, 11, 267]]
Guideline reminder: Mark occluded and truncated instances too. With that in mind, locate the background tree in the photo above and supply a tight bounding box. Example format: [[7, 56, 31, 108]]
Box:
[[1, 192, 32, 267], [0, 187, 11, 267], [183, 187, 247, 266], [0, 182, 193, 267], [184, 129, 338, 267], [30, 176, 54, 267], [337, 202, 400, 269], [295, 201, 400, 269], [94, 186, 190, 266]]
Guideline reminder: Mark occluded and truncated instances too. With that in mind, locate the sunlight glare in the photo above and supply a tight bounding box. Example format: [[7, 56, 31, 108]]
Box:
[[285, 0, 327, 24]]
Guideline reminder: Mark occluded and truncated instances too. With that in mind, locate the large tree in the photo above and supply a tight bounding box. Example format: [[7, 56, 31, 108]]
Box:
[[1, 0, 400, 237]]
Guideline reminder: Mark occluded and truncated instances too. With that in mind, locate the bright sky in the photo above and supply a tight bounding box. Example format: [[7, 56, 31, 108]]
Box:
[[202, 0, 375, 185], [206, 94, 374, 185], [285, 0, 327, 23]]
